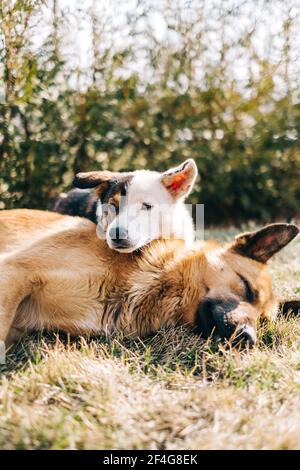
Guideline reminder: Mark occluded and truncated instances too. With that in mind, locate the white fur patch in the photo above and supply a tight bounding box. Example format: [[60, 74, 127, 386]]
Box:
[[96, 199, 103, 222], [105, 169, 195, 252]]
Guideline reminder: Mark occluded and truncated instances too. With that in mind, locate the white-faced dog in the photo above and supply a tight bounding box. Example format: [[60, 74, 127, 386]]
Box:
[[53, 159, 198, 253]]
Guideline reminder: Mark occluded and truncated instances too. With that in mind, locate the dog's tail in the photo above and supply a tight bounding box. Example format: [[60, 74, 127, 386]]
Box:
[[278, 299, 300, 317]]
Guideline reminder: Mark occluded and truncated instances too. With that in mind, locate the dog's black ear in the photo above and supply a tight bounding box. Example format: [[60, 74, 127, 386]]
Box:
[[278, 299, 300, 317], [231, 223, 299, 263], [73, 171, 121, 189], [161, 159, 198, 199]]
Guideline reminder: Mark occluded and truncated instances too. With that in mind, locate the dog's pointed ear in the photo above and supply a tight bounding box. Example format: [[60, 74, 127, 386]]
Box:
[[73, 170, 133, 202], [73, 170, 121, 189], [230, 223, 299, 263], [161, 159, 198, 199]]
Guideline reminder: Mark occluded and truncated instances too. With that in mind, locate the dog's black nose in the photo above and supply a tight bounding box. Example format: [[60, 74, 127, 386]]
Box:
[[234, 324, 257, 348], [196, 298, 238, 339], [112, 226, 128, 241], [109, 226, 129, 244]]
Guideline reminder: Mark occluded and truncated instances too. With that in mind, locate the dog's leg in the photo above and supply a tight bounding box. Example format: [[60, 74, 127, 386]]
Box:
[[0, 262, 31, 346], [6, 326, 25, 348]]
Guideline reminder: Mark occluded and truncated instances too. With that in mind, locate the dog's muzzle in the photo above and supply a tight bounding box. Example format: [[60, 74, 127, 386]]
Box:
[[108, 226, 132, 250], [196, 298, 257, 347]]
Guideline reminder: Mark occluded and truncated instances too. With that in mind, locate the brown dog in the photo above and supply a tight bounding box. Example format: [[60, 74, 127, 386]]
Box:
[[0, 209, 298, 349]]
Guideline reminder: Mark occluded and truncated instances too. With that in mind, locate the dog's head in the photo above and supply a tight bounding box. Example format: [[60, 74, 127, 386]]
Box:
[[73, 159, 198, 252], [192, 223, 299, 347]]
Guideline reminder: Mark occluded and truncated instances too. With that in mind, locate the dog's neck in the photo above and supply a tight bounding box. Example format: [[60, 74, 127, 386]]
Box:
[[101, 240, 206, 337]]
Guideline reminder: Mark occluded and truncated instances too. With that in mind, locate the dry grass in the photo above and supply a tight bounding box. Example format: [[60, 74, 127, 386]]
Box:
[[0, 227, 299, 450]]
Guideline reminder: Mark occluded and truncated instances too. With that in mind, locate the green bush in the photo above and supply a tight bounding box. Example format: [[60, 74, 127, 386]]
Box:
[[0, 0, 299, 224]]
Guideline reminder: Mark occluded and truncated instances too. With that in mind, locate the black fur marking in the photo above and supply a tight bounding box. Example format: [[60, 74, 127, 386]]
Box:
[[53, 174, 132, 224], [101, 179, 120, 205], [101, 179, 128, 222], [101, 178, 129, 207], [52, 189, 98, 223]]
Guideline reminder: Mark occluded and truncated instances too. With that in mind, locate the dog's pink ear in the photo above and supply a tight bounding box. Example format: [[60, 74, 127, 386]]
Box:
[[161, 159, 198, 199], [231, 223, 299, 263]]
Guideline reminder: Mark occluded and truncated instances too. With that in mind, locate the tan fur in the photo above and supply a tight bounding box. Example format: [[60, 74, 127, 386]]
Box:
[[0, 210, 289, 348]]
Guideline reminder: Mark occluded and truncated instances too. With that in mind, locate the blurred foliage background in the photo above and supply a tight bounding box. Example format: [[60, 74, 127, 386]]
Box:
[[0, 0, 299, 224]]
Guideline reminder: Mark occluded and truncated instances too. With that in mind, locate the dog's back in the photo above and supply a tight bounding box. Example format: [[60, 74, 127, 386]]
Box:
[[53, 188, 98, 223]]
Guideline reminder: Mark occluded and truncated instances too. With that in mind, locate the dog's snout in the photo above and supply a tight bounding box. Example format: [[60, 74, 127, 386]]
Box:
[[209, 298, 238, 337], [196, 297, 258, 348], [196, 298, 238, 339], [109, 226, 128, 242], [108, 226, 131, 249]]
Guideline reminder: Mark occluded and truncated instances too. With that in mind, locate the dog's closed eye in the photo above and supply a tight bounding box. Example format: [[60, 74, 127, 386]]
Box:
[[238, 274, 257, 303], [142, 203, 153, 211]]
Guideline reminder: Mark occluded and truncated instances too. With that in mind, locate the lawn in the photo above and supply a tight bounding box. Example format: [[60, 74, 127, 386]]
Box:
[[0, 227, 299, 450]]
